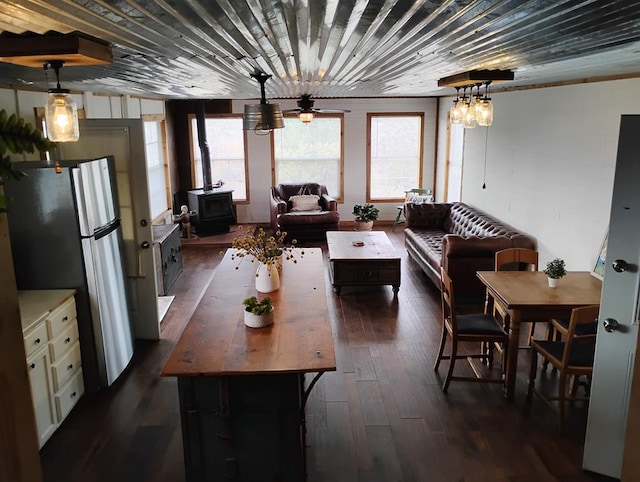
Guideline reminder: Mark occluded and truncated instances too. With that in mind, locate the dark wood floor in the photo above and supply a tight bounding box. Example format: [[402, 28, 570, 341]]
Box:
[[40, 227, 615, 482]]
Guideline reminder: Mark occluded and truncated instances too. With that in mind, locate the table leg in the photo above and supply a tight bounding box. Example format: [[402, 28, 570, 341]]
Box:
[[504, 316, 520, 401]]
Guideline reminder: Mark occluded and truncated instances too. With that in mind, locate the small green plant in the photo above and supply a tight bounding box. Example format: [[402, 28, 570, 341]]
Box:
[[242, 296, 273, 315], [0, 109, 56, 212], [352, 203, 380, 222], [543, 258, 567, 279]]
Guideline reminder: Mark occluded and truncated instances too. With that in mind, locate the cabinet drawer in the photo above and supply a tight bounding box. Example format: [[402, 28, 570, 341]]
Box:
[[24, 322, 48, 358], [49, 322, 79, 362], [47, 297, 77, 339], [55, 369, 84, 422], [51, 341, 82, 392]]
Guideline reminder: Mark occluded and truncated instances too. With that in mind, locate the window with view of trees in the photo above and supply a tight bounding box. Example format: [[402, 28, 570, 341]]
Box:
[[367, 113, 423, 201], [272, 115, 343, 199], [190, 115, 248, 202]]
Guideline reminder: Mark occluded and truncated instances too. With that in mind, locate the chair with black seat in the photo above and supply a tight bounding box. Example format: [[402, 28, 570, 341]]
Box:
[[392, 188, 433, 232], [526, 304, 599, 434], [434, 267, 509, 392]]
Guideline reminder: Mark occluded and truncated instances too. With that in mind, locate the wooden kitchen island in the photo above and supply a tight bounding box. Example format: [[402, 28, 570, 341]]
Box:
[[161, 248, 336, 482]]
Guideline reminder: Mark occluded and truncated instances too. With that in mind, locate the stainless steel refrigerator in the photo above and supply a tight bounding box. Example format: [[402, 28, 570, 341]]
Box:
[[5, 156, 134, 392]]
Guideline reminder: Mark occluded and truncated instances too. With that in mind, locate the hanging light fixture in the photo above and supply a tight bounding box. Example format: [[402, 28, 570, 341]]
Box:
[[243, 72, 284, 135], [44, 60, 79, 142], [438, 69, 513, 129]]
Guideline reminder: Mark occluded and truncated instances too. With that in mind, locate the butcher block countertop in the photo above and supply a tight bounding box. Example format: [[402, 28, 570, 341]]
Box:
[[161, 248, 336, 377]]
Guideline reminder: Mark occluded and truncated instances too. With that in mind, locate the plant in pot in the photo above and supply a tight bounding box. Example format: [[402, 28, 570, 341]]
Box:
[[242, 296, 274, 328], [543, 258, 566, 288], [353, 203, 379, 231], [0, 109, 56, 212]]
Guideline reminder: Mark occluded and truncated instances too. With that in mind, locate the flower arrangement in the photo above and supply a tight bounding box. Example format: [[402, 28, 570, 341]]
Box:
[[227, 226, 304, 268], [543, 258, 567, 279]]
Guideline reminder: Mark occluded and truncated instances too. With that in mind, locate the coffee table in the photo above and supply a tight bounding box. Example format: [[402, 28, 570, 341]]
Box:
[[326, 230, 401, 295]]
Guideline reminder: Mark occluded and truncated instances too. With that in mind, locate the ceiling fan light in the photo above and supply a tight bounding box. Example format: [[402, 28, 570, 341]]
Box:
[[299, 111, 314, 124], [45, 90, 79, 142]]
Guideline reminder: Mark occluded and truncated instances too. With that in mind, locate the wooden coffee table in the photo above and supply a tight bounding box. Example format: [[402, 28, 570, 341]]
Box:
[[326, 231, 401, 295]]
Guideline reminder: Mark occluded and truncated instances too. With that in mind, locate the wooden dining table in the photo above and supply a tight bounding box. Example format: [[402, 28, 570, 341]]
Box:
[[476, 271, 602, 400]]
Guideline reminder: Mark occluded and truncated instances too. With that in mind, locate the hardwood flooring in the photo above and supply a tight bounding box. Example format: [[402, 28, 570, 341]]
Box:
[[40, 227, 615, 482]]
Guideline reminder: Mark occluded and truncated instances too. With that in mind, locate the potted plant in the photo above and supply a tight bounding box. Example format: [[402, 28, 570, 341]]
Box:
[[353, 203, 380, 231], [0, 109, 56, 212], [543, 258, 566, 288], [242, 296, 274, 328]]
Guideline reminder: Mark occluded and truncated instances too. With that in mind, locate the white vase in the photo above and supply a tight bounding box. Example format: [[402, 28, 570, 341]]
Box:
[[255, 262, 280, 293], [244, 307, 274, 328], [354, 220, 374, 231], [548, 277, 558, 288]]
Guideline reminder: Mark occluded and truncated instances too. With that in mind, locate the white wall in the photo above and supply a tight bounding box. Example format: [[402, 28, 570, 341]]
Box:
[[233, 97, 438, 224], [437, 78, 640, 271]]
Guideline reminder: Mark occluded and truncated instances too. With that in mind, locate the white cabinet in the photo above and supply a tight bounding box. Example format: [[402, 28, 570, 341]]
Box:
[[19, 290, 84, 448]]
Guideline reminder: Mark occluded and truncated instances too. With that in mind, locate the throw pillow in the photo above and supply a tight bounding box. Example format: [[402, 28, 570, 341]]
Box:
[[290, 194, 322, 212]]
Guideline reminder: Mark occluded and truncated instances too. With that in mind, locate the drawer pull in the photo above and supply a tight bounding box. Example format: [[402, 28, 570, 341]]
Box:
[[65, 337, 71, 343], [34, 338, 41, 344], [29, 363, 35, 369], [67, 363, 74, 370], [71, 391, 77, 398]]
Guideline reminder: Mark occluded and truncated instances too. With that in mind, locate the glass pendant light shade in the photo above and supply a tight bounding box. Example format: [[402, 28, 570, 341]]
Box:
[[476, 99, 493, 126], [450, 101, 463, 124], [45, 91, 79, 142], [299, 111, 314, 124]]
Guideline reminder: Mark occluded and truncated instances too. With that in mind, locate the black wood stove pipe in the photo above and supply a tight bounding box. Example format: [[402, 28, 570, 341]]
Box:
[[195, 100, 213, 191]]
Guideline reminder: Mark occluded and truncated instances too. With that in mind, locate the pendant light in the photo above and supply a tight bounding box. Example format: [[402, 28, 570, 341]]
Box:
[[44, 60, 79, 142], [243, 72, 284, 135]]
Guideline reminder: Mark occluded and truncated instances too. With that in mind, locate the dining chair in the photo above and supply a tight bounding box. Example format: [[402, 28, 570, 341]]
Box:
[[492, 248, 543, 346], [392, 188, 432, 232], [526, 304, 599, 434], [434, 267, 509, 392]]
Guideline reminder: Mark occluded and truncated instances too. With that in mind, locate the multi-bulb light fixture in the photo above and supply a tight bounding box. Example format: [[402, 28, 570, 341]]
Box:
[[450, 81, 494, 128], [438, 69, 514, 129]]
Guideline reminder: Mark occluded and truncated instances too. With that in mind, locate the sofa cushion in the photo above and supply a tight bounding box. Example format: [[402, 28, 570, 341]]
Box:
[[277, 210, 340, 226], [290, 194, 322, 212]]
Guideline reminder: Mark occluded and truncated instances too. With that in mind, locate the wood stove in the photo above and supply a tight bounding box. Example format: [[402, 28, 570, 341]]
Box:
[[187, 188, 235, 235]]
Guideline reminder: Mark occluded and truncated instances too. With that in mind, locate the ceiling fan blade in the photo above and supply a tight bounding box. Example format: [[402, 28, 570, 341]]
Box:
[[314, 108, 351, 113], [282, 108, 302, 113]]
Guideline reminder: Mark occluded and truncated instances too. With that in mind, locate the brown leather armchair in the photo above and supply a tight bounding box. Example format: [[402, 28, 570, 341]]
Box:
[[270, 183, 340, 241]]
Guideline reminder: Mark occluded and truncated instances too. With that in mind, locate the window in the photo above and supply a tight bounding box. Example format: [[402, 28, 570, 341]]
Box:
[[190, 115, 248, 202], [367, 113, 423, 201], [272, 115, 343, 199], [143, 118, 170, 220]]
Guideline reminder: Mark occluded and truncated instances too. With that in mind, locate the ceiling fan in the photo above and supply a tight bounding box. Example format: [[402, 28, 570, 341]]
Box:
[[283, 94, 351, 124]]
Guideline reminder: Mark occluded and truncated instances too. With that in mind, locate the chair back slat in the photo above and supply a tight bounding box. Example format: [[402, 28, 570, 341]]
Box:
[[495, 248, 539, 272], [440, 268, 456, 329], [562, 305, 599, 366]]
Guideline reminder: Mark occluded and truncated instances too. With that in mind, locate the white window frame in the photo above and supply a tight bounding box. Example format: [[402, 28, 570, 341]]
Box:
[[142, 115, 171, 221], [189, 114, 249, 203], [367, 113, 424, 202], [271, 114, 344, 200]]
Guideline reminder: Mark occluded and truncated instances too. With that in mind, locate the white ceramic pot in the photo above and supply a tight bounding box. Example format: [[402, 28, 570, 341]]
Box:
[[548, 277, 558, 288], [244, 307, 274, 328], [255, 262, 280, 293], [354, 220, 374, 231]]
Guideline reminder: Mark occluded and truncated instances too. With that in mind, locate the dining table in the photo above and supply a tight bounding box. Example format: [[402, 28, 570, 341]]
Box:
[[476, 271, 602, 400]]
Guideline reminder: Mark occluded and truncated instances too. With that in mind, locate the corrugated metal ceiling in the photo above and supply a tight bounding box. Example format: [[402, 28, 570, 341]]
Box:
[[0, 0, 639, 99]]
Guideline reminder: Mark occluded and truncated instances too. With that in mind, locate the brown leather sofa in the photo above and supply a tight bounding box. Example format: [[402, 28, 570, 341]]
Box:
[[269, 183, 340, 241], [404, 202, 535, 304]]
